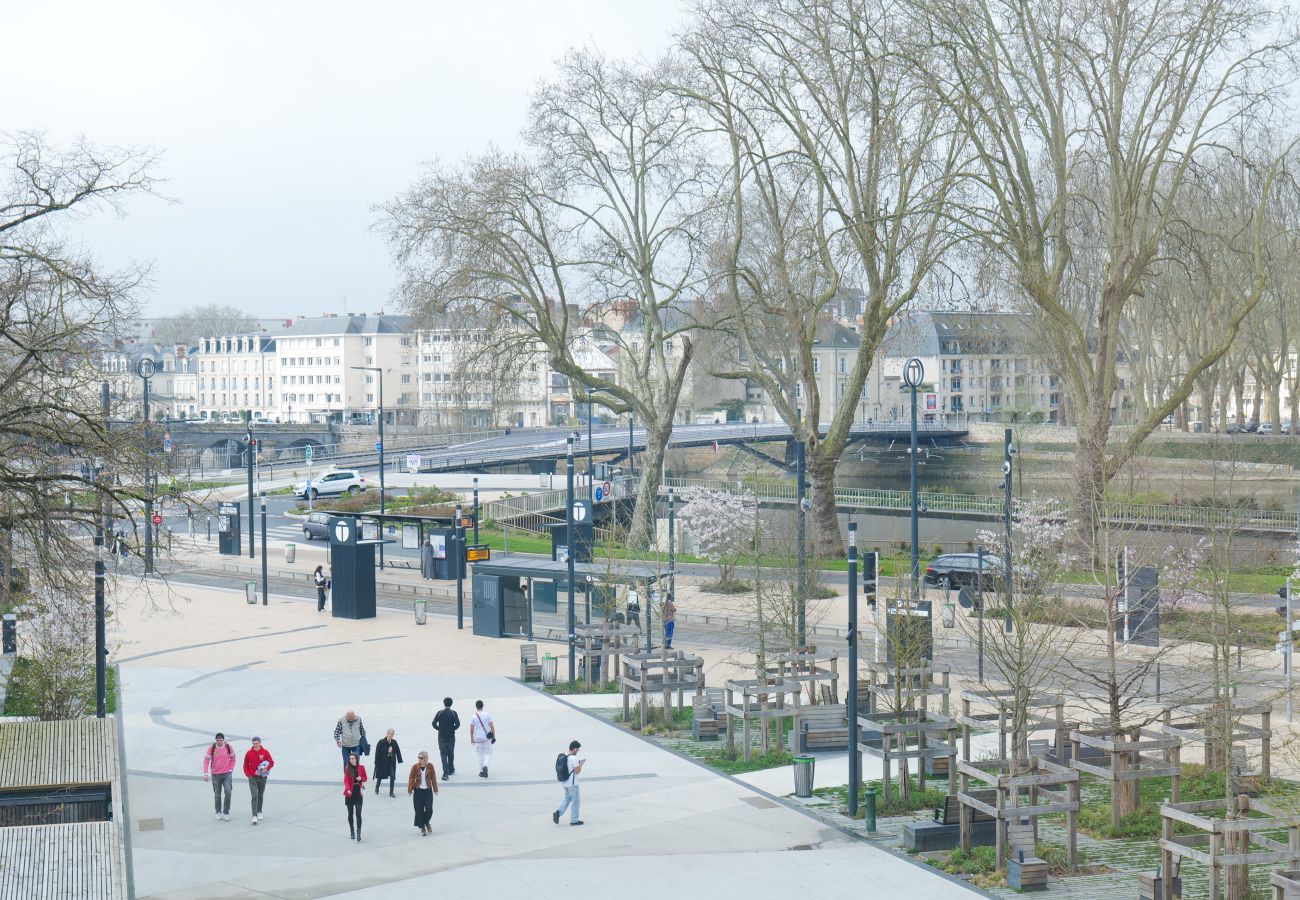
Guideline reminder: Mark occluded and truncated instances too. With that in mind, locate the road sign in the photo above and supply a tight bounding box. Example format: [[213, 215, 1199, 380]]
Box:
[[152, 514, 162, 526], [602, 480, 612, 498], [375, 440, 383, 452], [304, 445, 313, 461], [407, 453, 421, 472], [594, 487, 604, 502], [572, 500, 589, 523], [925, 393, 938, 411], [465, 544, 491, 562], [163, 433, 172, 453]]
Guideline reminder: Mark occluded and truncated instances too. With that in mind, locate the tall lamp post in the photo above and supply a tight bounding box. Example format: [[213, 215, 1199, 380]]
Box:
[[796, 440, 807, 647], [351, 366, 386, 566], [846, 520, 860, 817], [566, 437, 576, 683], [136, 358, 156, 575], [999, 427, 1014, 631], [903, 357, 925, 596]]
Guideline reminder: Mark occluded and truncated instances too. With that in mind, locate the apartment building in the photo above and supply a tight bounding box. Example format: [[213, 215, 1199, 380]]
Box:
[[275, 313, 416, 424], [743, 320, 884, 426], [195, 335, 278, 420], [90, 343, 197, 421]]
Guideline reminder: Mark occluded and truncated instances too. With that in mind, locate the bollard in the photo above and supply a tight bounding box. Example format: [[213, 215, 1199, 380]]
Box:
[[865, 787, 877, 833], [207, 516, 212, 542], [1237, 630, 1242, 670]]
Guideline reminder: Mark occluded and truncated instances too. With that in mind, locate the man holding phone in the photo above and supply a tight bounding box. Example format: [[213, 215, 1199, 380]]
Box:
[[552, 740, 585, 826]]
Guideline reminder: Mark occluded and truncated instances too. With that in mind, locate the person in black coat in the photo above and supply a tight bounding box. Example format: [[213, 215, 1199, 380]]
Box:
[[432, 698, 460, 780], [373, 729, 403, 797]]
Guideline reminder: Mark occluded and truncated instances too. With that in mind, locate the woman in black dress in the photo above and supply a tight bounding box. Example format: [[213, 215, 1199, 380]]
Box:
[[373, 728, 403, 797]]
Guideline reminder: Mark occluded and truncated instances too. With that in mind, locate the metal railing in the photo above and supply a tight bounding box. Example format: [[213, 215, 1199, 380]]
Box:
[[659, 476, 1298, 534]]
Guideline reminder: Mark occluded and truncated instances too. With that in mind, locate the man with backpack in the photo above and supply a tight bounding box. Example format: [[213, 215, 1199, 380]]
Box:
[[552, 740, 584, 826], [202, 732, 237, 820], [431, 697, 460, 780]]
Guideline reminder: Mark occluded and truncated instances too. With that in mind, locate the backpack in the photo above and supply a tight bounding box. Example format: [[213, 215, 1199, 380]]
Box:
[[555, 753, 570, 783]]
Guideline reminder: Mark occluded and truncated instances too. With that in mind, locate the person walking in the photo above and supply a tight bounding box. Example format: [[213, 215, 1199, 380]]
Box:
[[243, 736, 274, 824], [625, 587, 641, 633], [469, 700, 496, 779], [343, 751, 367, 841], [407, 750, 440, 836], [373, 729, 403, 797], [663, 593, 677, 649], [202, 732, 236, 821], [431, 698, 460, 779], [552, 740, 585, 826], [334, 709, 367, 765], [313, 565, 329, 612]]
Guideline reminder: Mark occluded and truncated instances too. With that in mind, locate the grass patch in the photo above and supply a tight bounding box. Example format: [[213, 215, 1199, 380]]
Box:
[[1006, 599, 1282, 650], [291, 486, 459, 516], [929, 845, 998, 874], [682, 745, 794, 775], [812, 775, 947, 817], [542, 679, 620, 695], [3, 657, 117, 718], [1074, 764, 1288, 839], [699, 579, 752, 594]]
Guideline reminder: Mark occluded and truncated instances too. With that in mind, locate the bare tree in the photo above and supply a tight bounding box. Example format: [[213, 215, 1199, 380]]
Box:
[[153, 303, 257, 346], [384, 50, 714, 548], [916, 0, 1298, 550], [681, 0, 962, 557]]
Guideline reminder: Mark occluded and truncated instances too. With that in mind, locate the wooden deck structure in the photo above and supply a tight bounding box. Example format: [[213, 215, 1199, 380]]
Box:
[[1159, 700, 1272, 781], [0, 717, 129, 897], [856, 660, 957, 802], [956, 755, 1081, 870], [1160, 795, 1300, 900], [722, 650, 843, 762], [953, 688, 1070, 767], [574, 622, 640, 688], [1070, 724, 1182, 833], [1270, 868, 1300, 899], [619, 648, 703, 730]]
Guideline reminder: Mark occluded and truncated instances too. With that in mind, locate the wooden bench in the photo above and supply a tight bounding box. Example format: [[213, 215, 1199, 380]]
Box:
[[790, 704, 848, 753], [692, 694, 721, 740], [1006, 852, 1048, 892], [519, 644, 542, 682]]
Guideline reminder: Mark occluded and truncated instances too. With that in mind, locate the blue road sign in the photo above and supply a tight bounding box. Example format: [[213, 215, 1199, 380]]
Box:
[[595, 486, 604, 502]]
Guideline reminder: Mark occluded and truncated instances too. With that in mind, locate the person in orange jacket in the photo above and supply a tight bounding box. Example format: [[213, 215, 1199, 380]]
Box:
[[343, 750, 368, 841], [242, 736, 275, 824]]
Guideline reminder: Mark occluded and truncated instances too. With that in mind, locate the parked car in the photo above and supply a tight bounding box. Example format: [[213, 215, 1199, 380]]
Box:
[[301, 512, 332, 540], [1259, 422, 1274, 435], [923, 553, 1041, 593], [292, 469, 367, 499]]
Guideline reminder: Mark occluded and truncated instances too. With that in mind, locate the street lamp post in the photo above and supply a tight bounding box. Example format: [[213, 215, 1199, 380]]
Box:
[[245, 422, 255, 561], [351, 366, 386, 566], [566, 438, 576, 683], [136, 358, 156, 575], [260, 493, 268, 605], [903, 358, 925, 596], [582, 385, 613, 500], [796, 440, 807, 647], [847, 521, 859, 817], [455, 502, 464, 629], [1000, 428, 1014, 631]]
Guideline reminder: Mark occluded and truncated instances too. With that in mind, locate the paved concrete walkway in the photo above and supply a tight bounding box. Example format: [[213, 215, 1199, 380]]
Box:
[[115, 580, 983, 899]]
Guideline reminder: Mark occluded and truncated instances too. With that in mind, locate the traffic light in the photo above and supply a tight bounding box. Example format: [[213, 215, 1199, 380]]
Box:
[[862, 551, 878, 609]]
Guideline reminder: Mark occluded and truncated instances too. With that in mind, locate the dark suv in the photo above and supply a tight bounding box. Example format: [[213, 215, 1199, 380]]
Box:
[[301, 512, 332, 541], [923, 553, 1040, 592]]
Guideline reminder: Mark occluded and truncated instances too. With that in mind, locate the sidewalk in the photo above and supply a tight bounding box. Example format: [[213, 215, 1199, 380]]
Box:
[[114, 579, 980, 899]]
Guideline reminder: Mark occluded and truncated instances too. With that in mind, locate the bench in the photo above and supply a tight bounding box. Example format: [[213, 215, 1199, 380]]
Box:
[[692, 694, 721, 741], [519, 644, 542, 682], [790, 704, 848, 753], [903, 790, 996, 852], [1006, 852, 1048, 892]]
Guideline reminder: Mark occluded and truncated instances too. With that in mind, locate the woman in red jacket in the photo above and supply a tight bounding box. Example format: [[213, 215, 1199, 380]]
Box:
[[344, 751, 368, 841]]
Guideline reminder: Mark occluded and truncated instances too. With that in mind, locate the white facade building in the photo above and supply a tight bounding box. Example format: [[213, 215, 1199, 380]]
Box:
[[195, 335, 279, 421]]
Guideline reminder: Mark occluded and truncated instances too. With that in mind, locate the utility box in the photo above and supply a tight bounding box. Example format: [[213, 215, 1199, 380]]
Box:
[[329, 516, 378, 620], [472, 574, 529, 638], [218, 501, 241, 556]]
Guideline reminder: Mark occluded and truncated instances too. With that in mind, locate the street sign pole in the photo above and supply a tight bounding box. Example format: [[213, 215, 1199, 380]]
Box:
[[455, 502, 464, 630], [261, 493, 268, 606], [1288, 578, 1293, 723], [246, 424, 255, 560], [306, 444, 314, 512], [473, 477, 480, 544]]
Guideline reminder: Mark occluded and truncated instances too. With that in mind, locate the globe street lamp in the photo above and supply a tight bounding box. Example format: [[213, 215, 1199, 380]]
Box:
[[902, 357, 925, 596]]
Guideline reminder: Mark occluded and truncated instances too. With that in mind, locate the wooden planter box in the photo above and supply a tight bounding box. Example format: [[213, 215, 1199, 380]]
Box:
[[1006, 855, 1048, 892]]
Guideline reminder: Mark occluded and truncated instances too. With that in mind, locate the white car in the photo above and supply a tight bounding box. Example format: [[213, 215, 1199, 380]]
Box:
[[1259, 422, 1274, 435], [293, 469, 367, 499]]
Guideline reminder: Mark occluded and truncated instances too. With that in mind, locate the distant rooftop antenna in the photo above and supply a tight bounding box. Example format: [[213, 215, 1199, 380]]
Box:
[[342, 296, 348, 315]]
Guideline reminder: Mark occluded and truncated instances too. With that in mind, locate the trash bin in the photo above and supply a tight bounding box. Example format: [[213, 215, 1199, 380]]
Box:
[[284, 543, 296, 564], [245, 581, 258, 605], [793, 755, 816, 798], [414, 598, 427, 625], [542, 654, 558, 686]]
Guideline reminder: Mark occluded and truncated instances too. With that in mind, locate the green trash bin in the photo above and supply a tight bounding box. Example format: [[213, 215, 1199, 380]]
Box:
[[793, 755, 816, 798], [414, 598, 427, 625], [284, 543, 296, 563]]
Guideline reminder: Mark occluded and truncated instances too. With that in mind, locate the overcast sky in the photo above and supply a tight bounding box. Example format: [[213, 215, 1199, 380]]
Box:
[[3, 1, 686, 317]]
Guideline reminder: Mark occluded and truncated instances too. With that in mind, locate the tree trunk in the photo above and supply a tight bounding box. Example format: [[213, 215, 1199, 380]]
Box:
[[807, 449, 844, 558], [1233, 374, 1245, 424], [626, 420, 671, 550], [1073, 400, 1110, 556]]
